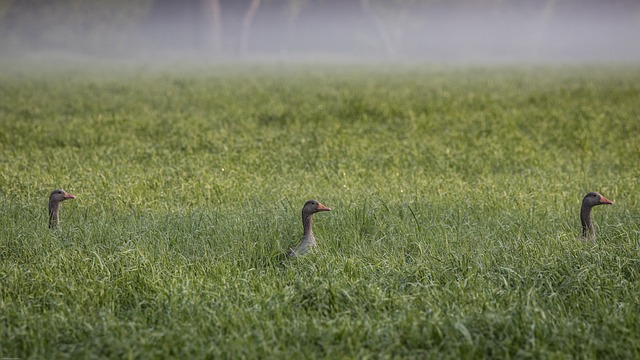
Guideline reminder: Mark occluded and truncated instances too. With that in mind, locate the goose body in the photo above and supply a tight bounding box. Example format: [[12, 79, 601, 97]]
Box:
[[49, 189, 75, 228], [580, 192, 613, 240], [286, 200, 331, 258]]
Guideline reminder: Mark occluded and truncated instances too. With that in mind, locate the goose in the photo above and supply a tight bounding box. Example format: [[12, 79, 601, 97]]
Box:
[[580, 192, 613, 240], [49, 189, 75, 228], [286, 200, 331, 258]]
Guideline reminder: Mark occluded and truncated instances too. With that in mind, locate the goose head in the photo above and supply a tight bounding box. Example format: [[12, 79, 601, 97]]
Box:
[[302, 200, 331, 217], [49, 189, 76, 204], [582, 192, 613, 208]]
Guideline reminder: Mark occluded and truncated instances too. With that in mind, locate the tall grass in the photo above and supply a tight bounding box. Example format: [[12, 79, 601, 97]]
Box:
[[1, 62, 639, 358]]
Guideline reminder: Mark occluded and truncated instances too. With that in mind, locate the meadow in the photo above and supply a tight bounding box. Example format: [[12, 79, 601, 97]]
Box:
[[1, 60, 639, 359]]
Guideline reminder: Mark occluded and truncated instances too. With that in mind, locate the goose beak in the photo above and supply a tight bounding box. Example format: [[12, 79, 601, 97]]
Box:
[[64, 192, 76, 200], [316, 203, 331, 211], [599, 195, 613, 205]]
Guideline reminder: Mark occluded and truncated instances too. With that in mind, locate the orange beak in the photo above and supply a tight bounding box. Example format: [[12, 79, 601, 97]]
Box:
[[316, 202, 331, 211], [599, 195, 613, 205], [64, 192, 76, 200]]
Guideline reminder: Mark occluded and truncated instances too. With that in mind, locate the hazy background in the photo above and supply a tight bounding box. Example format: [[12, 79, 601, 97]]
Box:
[[1, 0, 639, 62]]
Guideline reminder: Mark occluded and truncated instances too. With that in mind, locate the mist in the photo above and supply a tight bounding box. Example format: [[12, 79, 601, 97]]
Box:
[[1, 0, 639, 63]]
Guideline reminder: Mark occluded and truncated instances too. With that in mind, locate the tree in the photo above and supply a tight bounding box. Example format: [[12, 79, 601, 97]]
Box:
[[240, 0, 262, 55], [360, 0, 396, 57], [203, 0, 222, 52]]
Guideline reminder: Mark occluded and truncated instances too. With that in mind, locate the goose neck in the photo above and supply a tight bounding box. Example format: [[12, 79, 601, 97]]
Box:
[[302, 212, 314, 237], [49, 200, 60, 228], [581, 203, 594, 239]]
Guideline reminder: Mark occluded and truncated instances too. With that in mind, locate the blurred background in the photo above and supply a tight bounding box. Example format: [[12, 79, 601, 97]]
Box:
[[1, 0, 639, 62]]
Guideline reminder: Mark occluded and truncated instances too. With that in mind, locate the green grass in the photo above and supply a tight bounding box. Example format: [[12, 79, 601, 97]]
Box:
[[1, 61, 640, 359]]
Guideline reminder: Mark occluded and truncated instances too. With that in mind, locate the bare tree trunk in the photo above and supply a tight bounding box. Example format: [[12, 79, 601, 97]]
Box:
[[527, 0, 557, 55], [240, 0, 261, 55], [0, 0, 14, 21], [360, 0, 396, 58], [283, 0, 305, 55], [203, 0, 223, 52]]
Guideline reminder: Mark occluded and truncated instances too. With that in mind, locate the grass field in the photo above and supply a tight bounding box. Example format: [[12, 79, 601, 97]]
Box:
[[1, 61, 640, 359]]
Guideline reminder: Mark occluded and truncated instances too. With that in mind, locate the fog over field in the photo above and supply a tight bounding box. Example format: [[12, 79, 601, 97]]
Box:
[[1, 0, 639, 63]]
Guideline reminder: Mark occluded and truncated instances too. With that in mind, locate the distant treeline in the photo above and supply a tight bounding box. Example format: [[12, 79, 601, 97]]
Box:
[[1, 0, 639, 59]]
